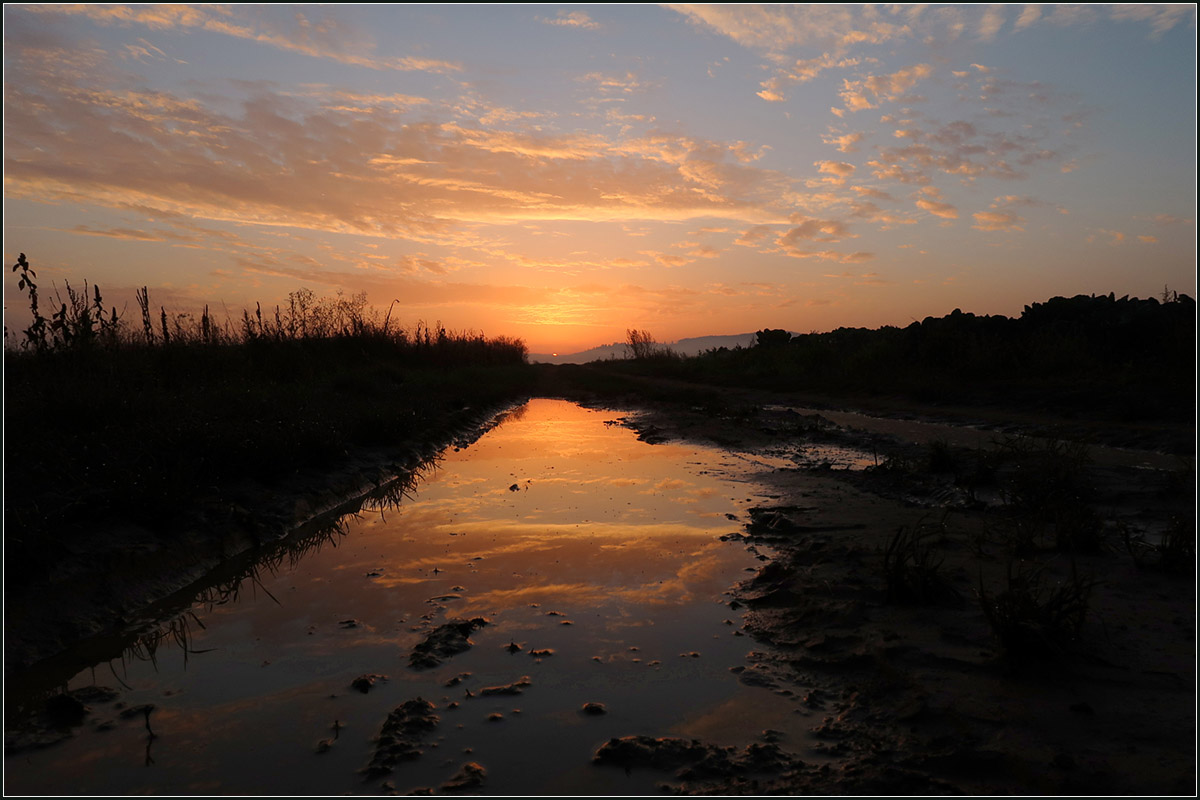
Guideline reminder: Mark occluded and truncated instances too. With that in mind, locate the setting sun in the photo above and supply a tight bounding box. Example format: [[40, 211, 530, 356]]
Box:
[[4, 5, 1194, 354]]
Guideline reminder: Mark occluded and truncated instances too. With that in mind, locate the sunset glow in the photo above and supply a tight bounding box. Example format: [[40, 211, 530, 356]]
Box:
[[3, 4, 1195, 353]]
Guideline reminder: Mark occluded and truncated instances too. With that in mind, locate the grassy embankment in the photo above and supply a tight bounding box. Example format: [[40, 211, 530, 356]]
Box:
[[5, 256, 533, 591]]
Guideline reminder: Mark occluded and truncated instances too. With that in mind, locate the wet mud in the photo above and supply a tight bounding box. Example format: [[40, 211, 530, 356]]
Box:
[[408, 618, 491, 670], [606, 398, 1195, 795], [5, 396, 1194, 795]]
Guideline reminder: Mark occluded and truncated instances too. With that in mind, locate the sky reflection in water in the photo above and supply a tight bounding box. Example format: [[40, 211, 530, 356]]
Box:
[[7, 399, 789, 796]]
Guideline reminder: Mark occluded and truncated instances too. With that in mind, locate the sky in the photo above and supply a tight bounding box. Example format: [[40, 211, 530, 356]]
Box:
[[3, 4, 1196, 354]]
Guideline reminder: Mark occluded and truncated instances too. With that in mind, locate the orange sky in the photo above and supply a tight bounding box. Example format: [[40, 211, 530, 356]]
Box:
[[4, 5, 1196, 353]]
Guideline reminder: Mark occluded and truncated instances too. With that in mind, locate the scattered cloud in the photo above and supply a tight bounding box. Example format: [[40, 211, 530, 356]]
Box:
[[779, 216, 850, 244], [578, 71, 651, 95], [735, 225, 775, 247], [539, 10, 601, 30], [837, 63, 933, 114], [1014, 5, 1042, 30], [24, 4, 463, 73], [914, 187, 959, 219], [1108, 4, 1195, 37], [823, 130, 865, 153], [814, 160, 856, 186], [1088, 228, 1126, 245], [1152, 214, 1193, 226], [971, 210, 1022, 232], [978, 6, 1006, 40]]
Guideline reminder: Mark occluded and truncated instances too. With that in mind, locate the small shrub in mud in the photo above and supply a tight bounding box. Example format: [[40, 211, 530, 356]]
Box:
[[993, 435, 1092, 518], [881, 517, 962, 605], [866, 450, 914, 474], [977, 558, 1096, 658], [1156, 516, 1196, 575], [1049, 500, 1104, 553], [989, 436, 1105, 554], [926, 438, 957, 473], [1122, 515, 1196, 576]]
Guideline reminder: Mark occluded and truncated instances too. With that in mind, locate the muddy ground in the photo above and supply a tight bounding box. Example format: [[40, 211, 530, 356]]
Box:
[[598, 394, 1195, 795], [5, 387, 1195, 795]]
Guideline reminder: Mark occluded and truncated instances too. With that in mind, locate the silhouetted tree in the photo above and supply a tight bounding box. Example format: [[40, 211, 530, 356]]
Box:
[[755, 329, 791, 348]]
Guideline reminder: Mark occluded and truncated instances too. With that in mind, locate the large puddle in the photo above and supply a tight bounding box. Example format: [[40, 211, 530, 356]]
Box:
[[5, 400, 794, 795]]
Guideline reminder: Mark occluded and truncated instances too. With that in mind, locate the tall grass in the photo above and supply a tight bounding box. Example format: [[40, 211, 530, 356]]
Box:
[[4, 255, 532, 588]]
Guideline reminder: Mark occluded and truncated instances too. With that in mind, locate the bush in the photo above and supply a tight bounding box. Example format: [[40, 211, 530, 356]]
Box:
[[882, 517, 962, 605], [978, 558, 1096, 657]]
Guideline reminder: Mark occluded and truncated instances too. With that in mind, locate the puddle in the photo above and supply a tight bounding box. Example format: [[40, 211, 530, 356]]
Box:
[[764, 404, 1192, 471], [4, 400, 801, 795]]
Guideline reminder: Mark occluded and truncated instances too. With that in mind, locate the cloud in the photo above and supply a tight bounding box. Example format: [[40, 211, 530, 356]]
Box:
[[785, 250, 875, 263], [1137, 235, 1158, 244], [814, 160, 856, 186], [735, 224, 775, 247], [1088, 228, 1126, 245], [1014, 5, 1042, 30], [851, 186, 894, 200], [756, 52, 862, 101], [24, 4, 463, 73], [971, 210, 1022, 232], [779, 218, 850, 244], [1153, 213, 1193, 226], [815, 160, 856, 178], [837, 63, 933, 114], [978, 5, 1006, 40], [667, 4, 895, 53], [823, 130, 865, 153], [915, 188, 959, 219], [868, 114, 1071, 183], [5, 33, 800, 255], [296, 87, 432, 114], [539, 10, 601, 30], [848, 200, 914, 227], [578, 71, 651, 95], [646, 252, 694, 268], [1108, 4, 1195, 37]]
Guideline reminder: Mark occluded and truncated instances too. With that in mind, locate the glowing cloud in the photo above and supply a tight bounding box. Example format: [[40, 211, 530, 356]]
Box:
[[540, 10, 601, 30]]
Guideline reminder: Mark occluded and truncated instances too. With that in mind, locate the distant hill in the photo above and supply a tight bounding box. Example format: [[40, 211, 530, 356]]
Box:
[[529, 332, 764, 364]]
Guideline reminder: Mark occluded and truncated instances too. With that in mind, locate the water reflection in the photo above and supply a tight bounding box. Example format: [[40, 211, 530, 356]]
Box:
[[6, 400, 783, 796]]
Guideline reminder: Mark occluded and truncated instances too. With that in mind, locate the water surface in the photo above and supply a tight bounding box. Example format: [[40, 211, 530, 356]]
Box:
[[6, 399, 792, 795]]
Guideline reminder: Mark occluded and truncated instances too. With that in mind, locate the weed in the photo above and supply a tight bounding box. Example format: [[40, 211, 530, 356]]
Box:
[[1122, 516, 1196, 576], [1157, 516, 1196, 575], [1050, 501, 1103, 553], [623, 328, 677, 361], [882, 515, 962, 605], [977, 558, 1096, 657], [868, 451, 914, 474], [989, 435, 1104, 553], [926, 438, 958, 473], [994, 435, 1092, 518]]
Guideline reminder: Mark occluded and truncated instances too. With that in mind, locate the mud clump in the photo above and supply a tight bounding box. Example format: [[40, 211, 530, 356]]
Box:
[[351, 673, 388, 693], [6, 686, 124, 754], [408, 618, 490, 669], [363, 698, 440, 776], [479, 676, 531, 696], [440, 761, 487, 792], [593, 735, 793, 781]]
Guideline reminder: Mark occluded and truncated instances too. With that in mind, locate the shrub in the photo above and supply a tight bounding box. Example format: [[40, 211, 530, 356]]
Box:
[[978, 558, 1096, 657], [882, 516, 962, 605]]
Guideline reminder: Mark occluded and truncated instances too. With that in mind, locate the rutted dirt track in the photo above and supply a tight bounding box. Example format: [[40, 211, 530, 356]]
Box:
[[602, 397, 1195, 794]]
